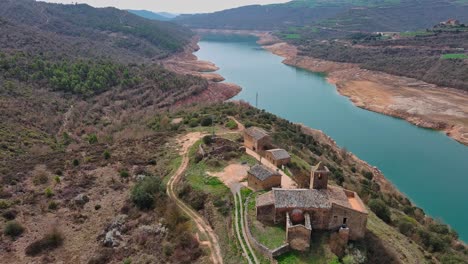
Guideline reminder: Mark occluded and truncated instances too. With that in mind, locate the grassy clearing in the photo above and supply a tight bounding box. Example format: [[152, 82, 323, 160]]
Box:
[[441, 53, 468, 59], [239, 154, 257, 166], [276, 232, 338, 264], [247, 193, 286, 250]]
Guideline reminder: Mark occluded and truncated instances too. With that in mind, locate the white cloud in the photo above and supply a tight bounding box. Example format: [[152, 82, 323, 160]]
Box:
[[41, 0, 290, 14]]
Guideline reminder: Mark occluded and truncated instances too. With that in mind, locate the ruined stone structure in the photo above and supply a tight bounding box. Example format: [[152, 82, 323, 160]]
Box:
[[256, 162, 367, 251], [244, 126, 270, 154], [248, 164, 282, 191], [265, 149, 291, 167]]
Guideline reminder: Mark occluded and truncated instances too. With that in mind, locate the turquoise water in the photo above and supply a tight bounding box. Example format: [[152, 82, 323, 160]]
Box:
[[195, 34, 468, 241]]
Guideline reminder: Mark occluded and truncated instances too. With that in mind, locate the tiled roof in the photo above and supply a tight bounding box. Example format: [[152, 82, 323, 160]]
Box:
[[248, 164, 281, 181], [244, 127, 269, 141], [256, 191, 275, 207], [266, 149, 290, 160], [273, 188, 332, 209], [271, 186, 361, 211]]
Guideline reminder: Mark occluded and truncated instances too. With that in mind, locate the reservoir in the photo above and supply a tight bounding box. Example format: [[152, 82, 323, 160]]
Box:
[[195, 34, 468, 241]]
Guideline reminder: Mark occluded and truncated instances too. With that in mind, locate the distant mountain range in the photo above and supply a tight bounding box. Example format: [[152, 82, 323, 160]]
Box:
[[127, 10, 179, 21], [175, 0, 468, 32]]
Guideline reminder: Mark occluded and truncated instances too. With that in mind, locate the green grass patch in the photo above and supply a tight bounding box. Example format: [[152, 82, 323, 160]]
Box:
[[441, 53, 468, 59], [239, 154, 257, 166], [400, 31, 433, 37], [284, 34, 301, 39], [276, 232, 337, 264], [247, 193, 286, 249]]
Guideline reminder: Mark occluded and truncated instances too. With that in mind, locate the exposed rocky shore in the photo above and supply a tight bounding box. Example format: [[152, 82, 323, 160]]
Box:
[[260, 36, 468, 146]]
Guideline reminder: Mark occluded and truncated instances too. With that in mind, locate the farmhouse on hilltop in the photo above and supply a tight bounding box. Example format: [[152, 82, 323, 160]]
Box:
[[256, 162, 368, 251]]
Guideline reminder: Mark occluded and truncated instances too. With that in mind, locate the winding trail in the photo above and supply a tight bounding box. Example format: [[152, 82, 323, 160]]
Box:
[[167, 132, 223, 264]]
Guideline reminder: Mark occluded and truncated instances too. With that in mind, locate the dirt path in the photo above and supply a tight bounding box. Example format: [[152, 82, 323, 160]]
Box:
[[168, 132, 224, 264], [233, 188, 256, 264]]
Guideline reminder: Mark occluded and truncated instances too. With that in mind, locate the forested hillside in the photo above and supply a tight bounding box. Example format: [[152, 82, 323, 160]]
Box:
[[0, 1, 227, 263], [0, 0, 193, 59], [176, 0, 468, 32]]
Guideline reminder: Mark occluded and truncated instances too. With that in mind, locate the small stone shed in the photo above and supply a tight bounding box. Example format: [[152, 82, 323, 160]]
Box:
[[244, 127, 270, 154], [247, 164, 282, 191], [265, 149, 291, 167]]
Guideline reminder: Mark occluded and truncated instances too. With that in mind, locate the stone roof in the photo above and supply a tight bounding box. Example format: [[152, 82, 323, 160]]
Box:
[[270, 186, 366, 213], [248, 164, 281, 181], [272, 188, 331, 209], [266, 149, 290, 160], [244, 127, 269, 141], [256, 191, 275, 207]]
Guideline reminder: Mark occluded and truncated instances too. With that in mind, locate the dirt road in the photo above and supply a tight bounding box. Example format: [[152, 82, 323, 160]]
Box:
[[167, 132, 224, 264]]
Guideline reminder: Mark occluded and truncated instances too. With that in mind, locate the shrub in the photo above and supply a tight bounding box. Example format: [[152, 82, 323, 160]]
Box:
[[25, 229, 64, 256], [72, 159, 80, 166], [368, 199, 391, 223], [4, 221, 24, 238], [363, 170, 374, 180], [123, 258, 132, 264], [103, 150, 111, 160], [202, 135, 214, 145], [54, 176, 61, 184], [0, 199, 10, 209], [226, 119, 238, 130], [87, 134, 98, 144], [428, 222, 450, 235], [119, 170, 130, 178], [398, 216, 416, 236], [48, 201, 59, 210], [44, 188, 54, 198], [351, 166, 357, 173], [2, 210, 17, 220], [189, 119, 199, 127], [95, 204, 102, 210], [32, 165, 49, 185], [131, 176, 164, 210], [200, 117, 213, 127]]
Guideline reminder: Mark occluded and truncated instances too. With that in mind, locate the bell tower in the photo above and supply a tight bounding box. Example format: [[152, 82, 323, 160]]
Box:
[[311, 162, 330, 190]]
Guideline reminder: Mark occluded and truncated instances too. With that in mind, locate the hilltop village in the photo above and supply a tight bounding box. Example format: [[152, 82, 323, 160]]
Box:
[[241, 126, 368, 257]]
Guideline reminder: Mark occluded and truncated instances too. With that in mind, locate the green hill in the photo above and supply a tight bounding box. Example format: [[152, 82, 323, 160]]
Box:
[[0, 0, 192, 59], [176, 0, 468, 32], [127, 10, 178, 21]]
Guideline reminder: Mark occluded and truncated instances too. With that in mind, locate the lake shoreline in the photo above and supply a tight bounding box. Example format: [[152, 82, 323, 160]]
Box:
[[163, 36, 242, 105], [259, 35, 468, 146], [193, 29, 468, 146]]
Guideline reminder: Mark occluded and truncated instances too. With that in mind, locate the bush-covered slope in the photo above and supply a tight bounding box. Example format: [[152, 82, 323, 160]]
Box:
[[0, 0, 193, 59]]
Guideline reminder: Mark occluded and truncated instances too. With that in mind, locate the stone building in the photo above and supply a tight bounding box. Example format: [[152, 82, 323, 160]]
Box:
[[265, 149, 291, 167], [248, 164, 282, 191], [256, 162, 367, 251], [244, 127, 270, 154]]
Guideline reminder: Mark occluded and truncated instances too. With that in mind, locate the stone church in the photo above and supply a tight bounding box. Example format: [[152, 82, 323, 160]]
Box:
[[256, 162, 368, 251]]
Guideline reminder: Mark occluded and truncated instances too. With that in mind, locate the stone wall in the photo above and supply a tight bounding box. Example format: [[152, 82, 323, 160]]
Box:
[[330, 204, 367, 240], [245, 194, 290, 262], [286, 212, 312, 251], [248, 173, 281, 191]]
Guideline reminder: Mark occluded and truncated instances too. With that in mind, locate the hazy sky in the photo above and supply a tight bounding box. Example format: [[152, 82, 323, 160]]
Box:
[[41, 0, 290, 14]]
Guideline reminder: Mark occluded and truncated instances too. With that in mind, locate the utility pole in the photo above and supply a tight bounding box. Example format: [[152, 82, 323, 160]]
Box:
[[255, 92, 258, 108]]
